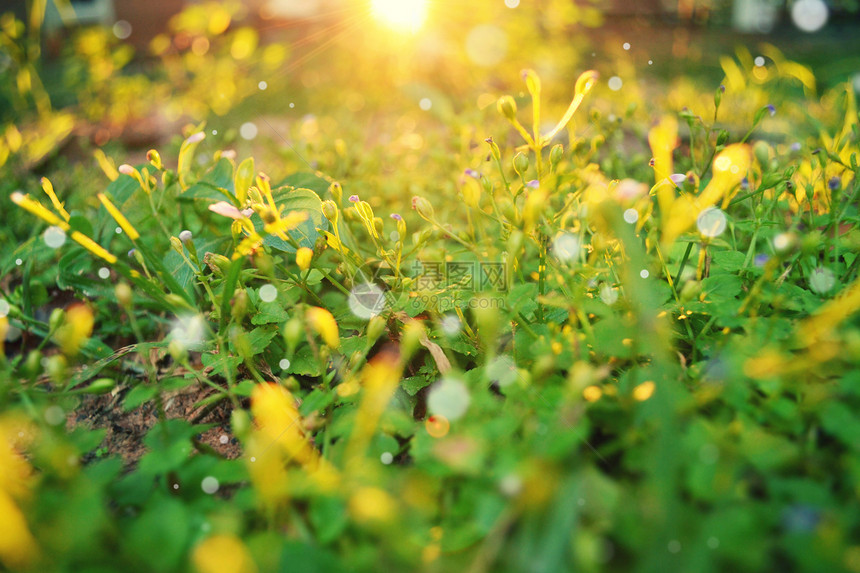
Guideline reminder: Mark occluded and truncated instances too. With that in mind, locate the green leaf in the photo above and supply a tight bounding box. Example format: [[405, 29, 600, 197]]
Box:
[[287, 345, 324, 377], [123, 385, 158, 411], [401, 375, 432, 396], [299, 388, 335, 416], [276, 171, 331, 195], [252, 301, 290, 325], [124, 496, 190, 572], [711, 250, 747, 274], [246, 326, 279, 356]]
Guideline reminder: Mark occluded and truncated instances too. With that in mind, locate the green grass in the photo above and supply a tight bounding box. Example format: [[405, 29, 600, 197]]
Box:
[[2, 2, 860, 572]]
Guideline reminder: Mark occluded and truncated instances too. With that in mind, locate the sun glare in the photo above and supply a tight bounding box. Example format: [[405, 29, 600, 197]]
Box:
[[370, 0, 428, 32]]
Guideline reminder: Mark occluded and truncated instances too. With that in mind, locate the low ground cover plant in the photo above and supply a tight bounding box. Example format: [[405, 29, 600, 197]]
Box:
[[2, 1, 860, 572]]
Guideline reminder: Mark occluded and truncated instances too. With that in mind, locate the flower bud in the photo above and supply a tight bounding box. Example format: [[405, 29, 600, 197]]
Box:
[[49, 307, 65, 332], [203, 252, 231, 276], [231, 288, 249, 322], [322, 199, 339, 224], [513, 152, 529, 176], [549, 144, 564, 168], [497, 96, 518, 122], [753, 140, 771, 167], [283, 317, 303, 355], [230, 409, 251, 439], [296, 247, 313, 271], [115, 282, 133, 309], [23, 350, 42, 378], [45, 354, 67, 386], [411, 196, 435, 220], [306, 307, 339, 348], [366, 315, 386, 347], [146, 149, 162, 170], [84, 378, 115, 395], [485, 137, 500, 161], [522, 68, 541, 99], [329, 181, 343, 205], [400, 319, 425, 362]]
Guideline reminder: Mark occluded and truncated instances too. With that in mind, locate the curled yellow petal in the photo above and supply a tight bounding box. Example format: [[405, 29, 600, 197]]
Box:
[[41, 177, 70, 222], [10, 192, 70, 230], [542, 70, 599, 144], [97, 193, 140, 241]]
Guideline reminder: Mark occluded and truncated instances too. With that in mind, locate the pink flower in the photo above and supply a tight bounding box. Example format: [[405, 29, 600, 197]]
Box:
[[209, 201, 253, 220]]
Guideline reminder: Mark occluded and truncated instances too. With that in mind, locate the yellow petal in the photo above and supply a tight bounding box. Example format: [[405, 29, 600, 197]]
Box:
[[306, 307, 339, 348], [0, 491, 39, 570], [70, 231, 117, 264], [54, 303, 95, 357], [192, 534, 257, 573], [10, 192, 70, 230], [648, 115, 678, 182], [97, 193, 140, 241], [295, 247, 313, 271], [345, 351, 403, 469], [41, 177, 70, 222]]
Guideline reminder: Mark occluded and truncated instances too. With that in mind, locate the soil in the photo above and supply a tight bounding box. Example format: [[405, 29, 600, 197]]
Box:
[[65, 378, 244, 470]]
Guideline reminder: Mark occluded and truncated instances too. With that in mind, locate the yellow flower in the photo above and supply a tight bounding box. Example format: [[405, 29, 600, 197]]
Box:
[[54, 303, 95, 357], [192, 534, 257, 573], [305, 307, 339, 348], [249, 384, 340, 491], [632, 381, 656, 401], [349, 487, 396, 525], [661, 144, 751, 247]]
